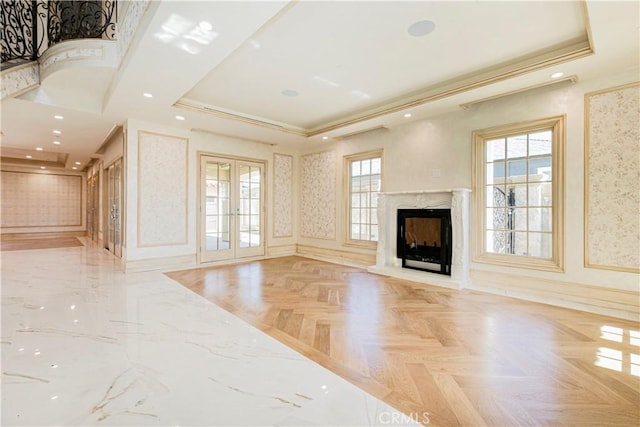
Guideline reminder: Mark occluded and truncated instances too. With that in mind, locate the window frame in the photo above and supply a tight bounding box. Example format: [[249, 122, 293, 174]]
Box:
[[343, 150, 383, 248], [472, 116, 565, 272]]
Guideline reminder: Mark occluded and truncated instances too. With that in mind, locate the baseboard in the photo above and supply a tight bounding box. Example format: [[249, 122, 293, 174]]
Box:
[[0, 230, 88, 241], [296, 244, 376, 267], [266, 244, 297, 257], [470, 269, 639, 321], [124, 254, 197, 273]]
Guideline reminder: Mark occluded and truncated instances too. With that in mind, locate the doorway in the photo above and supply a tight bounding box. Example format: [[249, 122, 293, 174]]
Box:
[[199, 155, 265, 263]]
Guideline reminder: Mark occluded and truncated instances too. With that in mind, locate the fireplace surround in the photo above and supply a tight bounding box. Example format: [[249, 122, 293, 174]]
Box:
[[368, 189, 471, 289]]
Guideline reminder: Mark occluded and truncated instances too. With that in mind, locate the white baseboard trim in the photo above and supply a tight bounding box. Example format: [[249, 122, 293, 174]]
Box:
[[470, 269, 639, 321], [124, 254, 197, 273], [267, 244, 297, 257], [296, 244, 376, 267]]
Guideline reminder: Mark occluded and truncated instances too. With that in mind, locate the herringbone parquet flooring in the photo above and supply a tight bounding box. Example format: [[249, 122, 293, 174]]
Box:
[[166, 256, 640, 426]]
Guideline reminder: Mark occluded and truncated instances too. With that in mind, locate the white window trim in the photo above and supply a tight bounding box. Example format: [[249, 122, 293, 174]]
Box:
[[343, 149, 383, 249], [472, 116, 565, 272]]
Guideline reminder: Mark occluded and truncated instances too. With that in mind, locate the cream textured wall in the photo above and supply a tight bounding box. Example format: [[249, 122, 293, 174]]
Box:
[[0, 167, 85, 234], [297, 68, 639, 319]]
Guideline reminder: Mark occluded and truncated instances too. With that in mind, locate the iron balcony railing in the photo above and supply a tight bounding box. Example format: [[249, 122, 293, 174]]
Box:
[[1, 0, 117, 67]]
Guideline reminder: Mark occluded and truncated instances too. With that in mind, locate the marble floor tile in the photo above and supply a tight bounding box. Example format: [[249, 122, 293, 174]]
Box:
[[1, 239, 417, 426]]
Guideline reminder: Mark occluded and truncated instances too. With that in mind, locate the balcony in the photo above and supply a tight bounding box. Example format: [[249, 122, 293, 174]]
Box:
[[1, 0, 117, 69]]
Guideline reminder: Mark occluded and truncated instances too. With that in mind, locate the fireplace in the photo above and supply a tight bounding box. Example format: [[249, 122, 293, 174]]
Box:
[[397, 209, 452, 275], [368, 189, 470, 289]]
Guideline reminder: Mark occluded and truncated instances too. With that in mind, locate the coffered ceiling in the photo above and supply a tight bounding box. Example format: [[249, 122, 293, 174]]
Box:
[[0, 0, 638, 170]]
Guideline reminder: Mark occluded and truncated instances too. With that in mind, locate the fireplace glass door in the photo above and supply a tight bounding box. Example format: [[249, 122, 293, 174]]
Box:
[[397, 209, 452, 275]]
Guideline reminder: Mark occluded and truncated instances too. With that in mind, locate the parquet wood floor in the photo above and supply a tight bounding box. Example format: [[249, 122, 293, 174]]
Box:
[[166, 256, 640, 426]]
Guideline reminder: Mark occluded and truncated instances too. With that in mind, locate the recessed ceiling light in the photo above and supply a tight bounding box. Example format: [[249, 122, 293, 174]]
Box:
[[72, 167, 77, 170], [404, 113, 412, 118], [54, 115, 64, 120], [53, 130, 61, 135], [53, 140, 61, 145], [408, 20, 436, 37], [175, 115, 185, 121], [281, 89, 299, 97], [322, 136, 329, 140], [551, 72, 564, 79], [74, 161, 81, 165], [40, 166, 46, 169], [143, 92, 153, 98], [36, 147, 43, 151], [25, 155, 32, 159]]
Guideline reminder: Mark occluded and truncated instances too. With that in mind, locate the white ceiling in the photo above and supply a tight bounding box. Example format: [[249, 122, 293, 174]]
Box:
[[1, 0, 638, 170]]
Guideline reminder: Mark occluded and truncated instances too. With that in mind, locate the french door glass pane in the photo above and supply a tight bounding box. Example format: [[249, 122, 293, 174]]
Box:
[[205, 162, 231, 251], [238, 164, 261, 248]]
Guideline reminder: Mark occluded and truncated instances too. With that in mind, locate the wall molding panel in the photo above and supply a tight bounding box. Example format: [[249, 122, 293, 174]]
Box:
[[137, 131, 188, 247], [0, 171, 82, 228], [584, 82, 640, 272], [300, 150, 336, 240], [273, 153, 293, 238]]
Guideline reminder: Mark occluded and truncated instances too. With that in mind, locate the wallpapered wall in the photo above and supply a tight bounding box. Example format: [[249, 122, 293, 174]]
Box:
[[585, 82, 640, 272], [137, 131, 188, 247], [1, 171, 82, 228], [300, 151, 336, 239], [273, 153, 293, 237]]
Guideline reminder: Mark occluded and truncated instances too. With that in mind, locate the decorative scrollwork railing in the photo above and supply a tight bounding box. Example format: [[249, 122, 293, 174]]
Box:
[[47, 0, 116, 45], [1, 1, 44, 63], [1, 0, 116, 66]]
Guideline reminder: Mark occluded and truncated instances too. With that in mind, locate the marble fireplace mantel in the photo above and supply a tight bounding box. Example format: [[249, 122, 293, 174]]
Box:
[[368, 189, 471, 289]]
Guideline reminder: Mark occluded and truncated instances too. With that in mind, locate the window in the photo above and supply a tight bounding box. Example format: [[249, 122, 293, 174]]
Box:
[[473, 116, 564, 271], [345, 151, 382, 246]]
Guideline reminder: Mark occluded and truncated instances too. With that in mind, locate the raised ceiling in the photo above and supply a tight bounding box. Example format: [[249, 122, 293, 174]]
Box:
[[180, 0, 588, 132], [0, 0, 638, 169]]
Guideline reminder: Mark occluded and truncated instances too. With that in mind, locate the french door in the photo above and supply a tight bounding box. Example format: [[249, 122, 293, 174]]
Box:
[[199, 155, 264, 263], [87, 174, 99, 241], [105, 159, 122, 257]]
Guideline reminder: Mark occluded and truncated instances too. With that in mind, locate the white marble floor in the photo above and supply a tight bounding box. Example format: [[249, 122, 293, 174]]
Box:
[[1, 238, 418, 426]]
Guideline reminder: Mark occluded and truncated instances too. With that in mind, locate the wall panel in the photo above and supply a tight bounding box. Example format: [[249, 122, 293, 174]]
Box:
[[273, 153, 293, 237], [585, 82, 640, 272], [137, 131, 188, 247], [1, 171, 82, 228], [301, 151, 335, 239]]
